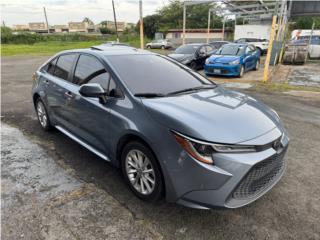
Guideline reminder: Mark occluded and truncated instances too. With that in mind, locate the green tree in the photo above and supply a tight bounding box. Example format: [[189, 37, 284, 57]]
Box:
[[293, 17, 320, 29], [139, 0, 223, 39]]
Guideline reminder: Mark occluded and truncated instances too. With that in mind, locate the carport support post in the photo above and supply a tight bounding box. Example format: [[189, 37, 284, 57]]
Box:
[[263, 15, 277, 82], [207, 9, 211, 43], [182, 2, 186, 45], [139, 0, 144, 49], [222, 17, 225, 41]]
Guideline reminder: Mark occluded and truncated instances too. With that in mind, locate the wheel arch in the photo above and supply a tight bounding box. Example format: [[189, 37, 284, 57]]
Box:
[[116, 132, 166, 196]]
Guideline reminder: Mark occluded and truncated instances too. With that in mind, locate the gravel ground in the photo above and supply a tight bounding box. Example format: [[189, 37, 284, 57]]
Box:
[[1, 56, 320, 240]]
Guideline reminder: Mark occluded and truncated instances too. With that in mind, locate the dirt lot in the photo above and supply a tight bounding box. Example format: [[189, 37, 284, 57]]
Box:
[[1, 56, 320, 240]]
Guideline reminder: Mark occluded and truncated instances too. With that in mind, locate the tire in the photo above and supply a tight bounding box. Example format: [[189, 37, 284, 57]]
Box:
[[254, 60, 260, 70], [189, 61, 197, 70], [147, 45, 151, 49], [238, 65, 244, 78], [161, 45, 165, 50], [121, 141, 163, 201], [35, 98, 52, 131]]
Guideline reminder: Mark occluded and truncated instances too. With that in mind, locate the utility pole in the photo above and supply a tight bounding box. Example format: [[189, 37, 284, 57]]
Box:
[[222, 17, 225, 41], [139, 0, 144, 49], [43, 7, 50, 34], [207, 9, 211, 43], [112, 0, 119, 43], [182, 2, 186, 45]]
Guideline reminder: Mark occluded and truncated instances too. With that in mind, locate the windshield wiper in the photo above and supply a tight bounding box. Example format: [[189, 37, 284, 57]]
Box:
[[134, 93, 165, 98], [167, 85, 217, 96]]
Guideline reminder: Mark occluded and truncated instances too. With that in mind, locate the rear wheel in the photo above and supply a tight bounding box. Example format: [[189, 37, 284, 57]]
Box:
[[36, 98, 52, 131], [161, 45, 165, 50], [147, 45, 151, 49], [121, 141, 163, 201], [254, 60, 260, 70]]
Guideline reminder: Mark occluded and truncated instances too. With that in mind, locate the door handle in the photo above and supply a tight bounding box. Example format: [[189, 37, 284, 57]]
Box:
[[64, 91, 74, 98], [44, 79, 50, 85]]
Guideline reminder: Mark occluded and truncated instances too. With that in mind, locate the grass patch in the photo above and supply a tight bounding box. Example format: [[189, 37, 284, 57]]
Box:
[[1, 39, 171, 57], [1, 41, 106, 56], [253, 82, 320, 92]]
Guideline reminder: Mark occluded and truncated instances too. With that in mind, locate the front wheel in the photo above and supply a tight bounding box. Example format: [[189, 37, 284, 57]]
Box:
[[161, 45, 165, 50], [121, 141, 163, 201], [254, 60, 260, 70], [189, 61, 197, 70], [238, 65, 244, 78], [146, 45, 151, 49]]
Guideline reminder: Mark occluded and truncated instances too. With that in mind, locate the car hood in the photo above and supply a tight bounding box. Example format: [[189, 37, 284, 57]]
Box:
[[208, 55, 240, 64], [142, 86, 280, 144], [168, 53, 193, 62]]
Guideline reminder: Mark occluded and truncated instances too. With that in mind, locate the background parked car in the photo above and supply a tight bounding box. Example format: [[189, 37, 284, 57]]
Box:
[[295, 35, 320, 59], [209, 41, 230, 51], [235, 38, 269, 55], [146, 39, 173, 49], [168, 43, 215, 70], [204, 43, 260, 77]]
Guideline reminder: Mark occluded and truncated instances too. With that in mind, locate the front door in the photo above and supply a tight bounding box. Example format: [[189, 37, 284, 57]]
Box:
[[66, 54, 113, 154]]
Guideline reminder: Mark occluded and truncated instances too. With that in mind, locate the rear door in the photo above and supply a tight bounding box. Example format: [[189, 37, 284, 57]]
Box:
[[244, 45, 255, 70], [43, 53, 78, 130]]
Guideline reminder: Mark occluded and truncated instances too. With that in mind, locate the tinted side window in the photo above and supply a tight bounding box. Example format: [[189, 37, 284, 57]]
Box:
[[74, 55, 110, 90], [53, 54, 76, 81], [206, 45, 213, 52], [43, 58, 57, 74]]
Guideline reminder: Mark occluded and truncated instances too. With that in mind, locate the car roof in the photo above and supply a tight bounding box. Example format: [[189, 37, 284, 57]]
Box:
[[58, 46, 155, 57]]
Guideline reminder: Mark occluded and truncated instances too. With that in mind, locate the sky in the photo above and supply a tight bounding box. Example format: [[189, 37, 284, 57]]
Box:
[[1, 0, 170, 27]]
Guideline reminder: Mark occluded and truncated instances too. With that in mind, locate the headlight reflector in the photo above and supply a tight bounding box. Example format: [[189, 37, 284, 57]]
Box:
[[172, 132, 257, 164]]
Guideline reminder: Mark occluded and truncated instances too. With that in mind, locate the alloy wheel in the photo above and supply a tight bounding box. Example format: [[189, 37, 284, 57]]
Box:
[[37, 101, 48, 128], [125, 149, 156, 195]]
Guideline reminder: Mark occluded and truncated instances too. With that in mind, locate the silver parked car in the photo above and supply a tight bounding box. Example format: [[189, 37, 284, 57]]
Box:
[[32, 46, 289, 209], [146, 39, 173, 49]]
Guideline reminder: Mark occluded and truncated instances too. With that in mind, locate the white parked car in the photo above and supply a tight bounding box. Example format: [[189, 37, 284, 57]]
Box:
[[296, 35, 320, 58], [235, 38, 269, 55], [146, 39, 173, 49]]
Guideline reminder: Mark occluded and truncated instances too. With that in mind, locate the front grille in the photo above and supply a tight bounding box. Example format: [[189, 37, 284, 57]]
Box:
[[232, 148, 287, 200]]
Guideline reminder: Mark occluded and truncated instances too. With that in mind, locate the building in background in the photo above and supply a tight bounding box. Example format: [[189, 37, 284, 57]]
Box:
[[28, 22, 48, 33], [53, 25, 69, 33], [166, 28, 233, 44], [68, 21, 95, 33], [12, 24, 29, 31]]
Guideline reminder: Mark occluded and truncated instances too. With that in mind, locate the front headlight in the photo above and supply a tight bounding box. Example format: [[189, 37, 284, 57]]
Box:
[[229, 59, 240, 65], [172, 132, 256, 165], [205, 58, 210, 65]]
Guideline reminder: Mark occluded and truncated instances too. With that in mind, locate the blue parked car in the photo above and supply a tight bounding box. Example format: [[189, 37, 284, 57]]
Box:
[[204, 43, 260, 77]]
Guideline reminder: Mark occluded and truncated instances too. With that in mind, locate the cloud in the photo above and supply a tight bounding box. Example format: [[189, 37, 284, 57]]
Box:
[[1, 0, 169, 26]]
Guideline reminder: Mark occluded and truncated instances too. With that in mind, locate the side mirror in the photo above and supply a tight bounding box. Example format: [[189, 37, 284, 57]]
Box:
[[79, 83, 107, 104], [198, 50, 206, 57]]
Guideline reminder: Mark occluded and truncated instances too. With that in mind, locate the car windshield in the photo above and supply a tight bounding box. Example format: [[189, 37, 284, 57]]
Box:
[[175, 45, 199, 54], [216, 45, 245, 56], [106, 54, 215, 96]]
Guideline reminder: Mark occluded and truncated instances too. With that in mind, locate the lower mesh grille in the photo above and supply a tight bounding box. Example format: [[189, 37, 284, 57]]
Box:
[[232, 148, 287, 200]]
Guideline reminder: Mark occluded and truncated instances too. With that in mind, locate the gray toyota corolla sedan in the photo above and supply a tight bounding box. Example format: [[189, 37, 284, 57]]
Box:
[[32, 46, 289, 209]]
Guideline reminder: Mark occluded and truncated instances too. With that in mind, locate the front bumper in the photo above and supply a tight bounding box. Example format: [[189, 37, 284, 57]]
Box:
[[164, 127, 290, 209], [204, 63, 241, 76]]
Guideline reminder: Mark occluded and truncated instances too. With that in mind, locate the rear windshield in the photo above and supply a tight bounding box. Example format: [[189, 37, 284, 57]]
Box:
[[216, 45, 245, 56], [106, 54, 212, 95]]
